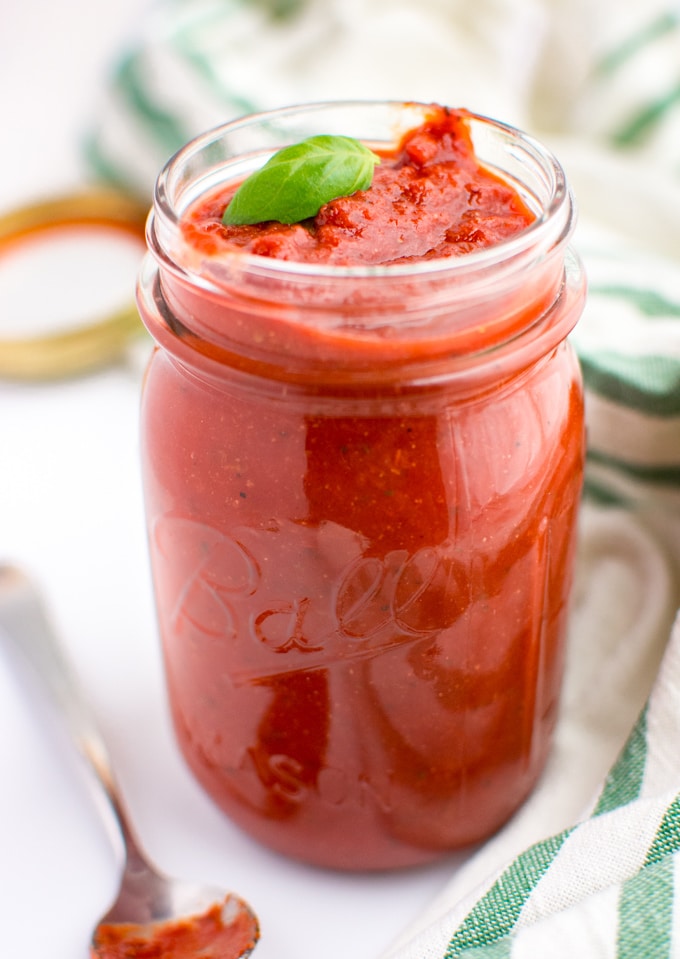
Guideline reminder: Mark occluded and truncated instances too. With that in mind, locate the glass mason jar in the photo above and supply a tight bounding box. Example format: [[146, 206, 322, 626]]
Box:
[[137, 101, 585, 871]]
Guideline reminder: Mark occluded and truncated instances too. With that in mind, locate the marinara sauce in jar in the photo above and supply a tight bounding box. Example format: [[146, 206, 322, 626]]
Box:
[[138, 102, 586, 871]]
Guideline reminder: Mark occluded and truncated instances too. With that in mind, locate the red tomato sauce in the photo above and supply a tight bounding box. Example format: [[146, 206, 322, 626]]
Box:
[[91, 901, 258, 959], [139, 106, 585, 870], [182, 107, 533, 265]]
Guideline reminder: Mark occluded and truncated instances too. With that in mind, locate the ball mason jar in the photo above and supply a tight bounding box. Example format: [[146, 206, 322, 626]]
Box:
[[137, 101, 586, 871]]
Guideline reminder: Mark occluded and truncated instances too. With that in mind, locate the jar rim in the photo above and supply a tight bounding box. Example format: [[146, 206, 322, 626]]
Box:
[[150, 99, 575, 283]]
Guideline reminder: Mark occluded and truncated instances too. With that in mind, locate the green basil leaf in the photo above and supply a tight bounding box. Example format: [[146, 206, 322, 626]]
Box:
[[222, 134, 381, 226]]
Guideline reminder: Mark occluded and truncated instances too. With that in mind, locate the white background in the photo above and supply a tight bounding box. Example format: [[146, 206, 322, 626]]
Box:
[[0, 2, 462, 956]]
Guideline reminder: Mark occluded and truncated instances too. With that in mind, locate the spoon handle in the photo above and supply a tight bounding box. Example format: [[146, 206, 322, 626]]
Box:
[[0, 564, 140, 857]]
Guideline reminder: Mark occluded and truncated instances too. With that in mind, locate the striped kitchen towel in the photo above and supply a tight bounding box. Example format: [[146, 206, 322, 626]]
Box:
[[386, 596, 680, 958], [85, 1, 680, 956], [85, 0, 680, 525], [86, 1, 680, 199]]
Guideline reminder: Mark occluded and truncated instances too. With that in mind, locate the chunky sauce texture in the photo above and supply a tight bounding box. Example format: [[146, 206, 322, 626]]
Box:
[[91, 902, 258, 959], [182, 107, 534, 264], [140, 106, 585, 870]]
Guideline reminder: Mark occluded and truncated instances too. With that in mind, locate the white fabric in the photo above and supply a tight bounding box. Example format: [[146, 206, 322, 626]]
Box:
[[73, 0, 680, 954]]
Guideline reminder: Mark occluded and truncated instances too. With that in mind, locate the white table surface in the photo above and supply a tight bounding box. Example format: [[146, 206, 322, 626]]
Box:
[[0, 3, 463, 955]]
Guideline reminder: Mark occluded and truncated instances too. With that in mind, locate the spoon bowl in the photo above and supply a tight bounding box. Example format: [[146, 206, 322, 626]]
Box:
[[0, 565, 259, 959]]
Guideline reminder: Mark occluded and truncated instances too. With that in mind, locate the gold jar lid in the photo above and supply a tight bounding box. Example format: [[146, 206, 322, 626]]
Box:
[[0, 190, 149, 380]]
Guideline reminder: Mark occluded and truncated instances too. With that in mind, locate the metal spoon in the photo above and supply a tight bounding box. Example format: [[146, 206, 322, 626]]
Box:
[[0, 564, 259, 959]]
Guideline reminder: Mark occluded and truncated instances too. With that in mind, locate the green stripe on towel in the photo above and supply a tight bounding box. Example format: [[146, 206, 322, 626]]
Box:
[[616, 785, 680, 957], [586, 451, 680, 488], [596, 11, 680, 76], [617, 856, 674, 959], [579, 354, 680, 417], [115, 51, 193, 156], [594, 707, 648, 817], [588, 285, 680, 319], [445, 832, 571, 957], [646, 794, 680, 864], [611, 82, 680, 149]]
